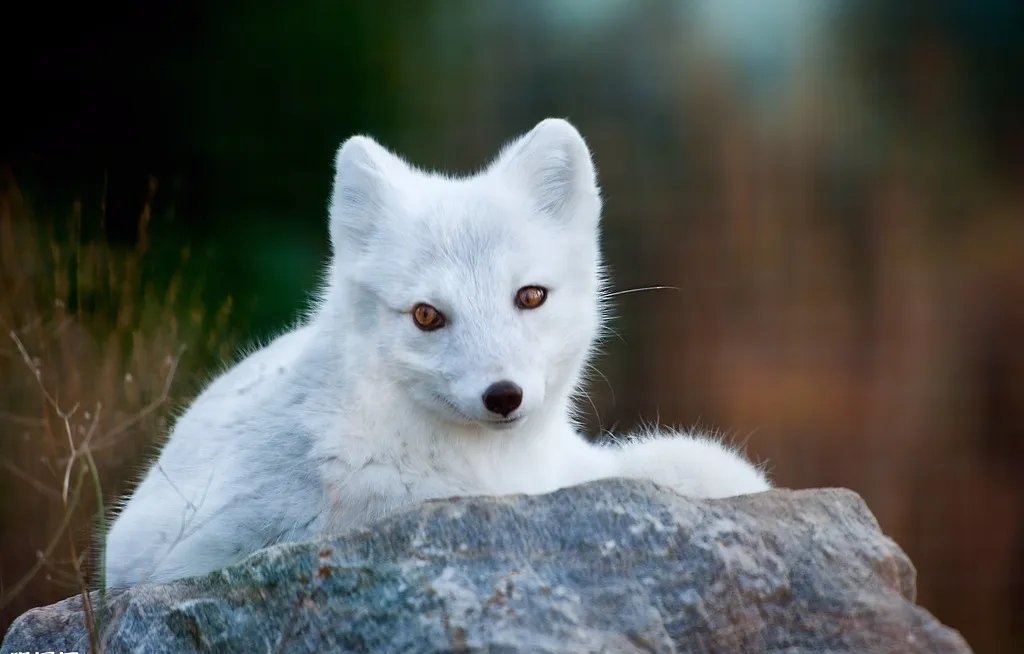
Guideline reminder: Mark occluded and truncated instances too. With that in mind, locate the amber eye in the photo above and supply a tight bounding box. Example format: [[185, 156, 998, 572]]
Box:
[[515, 286, 547, 310], [411, 303, 446, 331]]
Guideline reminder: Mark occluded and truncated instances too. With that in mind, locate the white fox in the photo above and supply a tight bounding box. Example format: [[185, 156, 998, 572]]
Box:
[[104, 118, 770, 588]]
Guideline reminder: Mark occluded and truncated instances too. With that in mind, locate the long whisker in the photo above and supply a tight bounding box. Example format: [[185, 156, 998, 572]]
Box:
[[603, 285, 680, 298], [581, 391, 602, 430], [584, 362, 615, 406], [599, 325, 627, 344]]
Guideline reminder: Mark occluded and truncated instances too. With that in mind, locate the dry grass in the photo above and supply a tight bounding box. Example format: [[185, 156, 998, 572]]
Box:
[[0, 166, 237, 642]]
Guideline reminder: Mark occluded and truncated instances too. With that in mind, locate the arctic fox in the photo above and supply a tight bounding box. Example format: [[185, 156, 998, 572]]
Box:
[[104, 118, 770, 588]]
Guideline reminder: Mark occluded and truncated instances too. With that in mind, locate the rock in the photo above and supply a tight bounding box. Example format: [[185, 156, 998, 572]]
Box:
[[2, 479, 972, 654]]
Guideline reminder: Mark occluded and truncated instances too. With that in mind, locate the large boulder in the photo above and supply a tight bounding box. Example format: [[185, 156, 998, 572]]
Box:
[[2, 479, 972, 653]]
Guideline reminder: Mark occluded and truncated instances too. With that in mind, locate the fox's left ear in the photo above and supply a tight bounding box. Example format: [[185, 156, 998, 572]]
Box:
[[493, 118, 602, 226]]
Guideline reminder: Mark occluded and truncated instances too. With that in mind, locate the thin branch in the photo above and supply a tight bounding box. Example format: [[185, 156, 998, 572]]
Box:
[[0, 408, 48, 427], [0, 468, 86, 610], [68, 344, 185, 458], [1, 459, 61, 500]]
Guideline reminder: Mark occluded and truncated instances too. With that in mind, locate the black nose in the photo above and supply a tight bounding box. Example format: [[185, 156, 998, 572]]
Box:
[[482, 380, 523, 417]]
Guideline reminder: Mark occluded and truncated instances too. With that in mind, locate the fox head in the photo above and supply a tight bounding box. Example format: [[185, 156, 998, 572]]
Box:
[[322, 118, 608, 431]]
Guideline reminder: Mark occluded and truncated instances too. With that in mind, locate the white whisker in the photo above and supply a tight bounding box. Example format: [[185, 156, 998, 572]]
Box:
[[584, 362, 615, 406], [602, 285, 679, 298]]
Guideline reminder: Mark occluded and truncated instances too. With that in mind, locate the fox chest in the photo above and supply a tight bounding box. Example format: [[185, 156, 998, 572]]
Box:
[[317, 450, 490, 532]]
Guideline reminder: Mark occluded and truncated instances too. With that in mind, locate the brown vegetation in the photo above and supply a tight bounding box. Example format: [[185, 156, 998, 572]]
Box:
[[0, 168, 236, 640]]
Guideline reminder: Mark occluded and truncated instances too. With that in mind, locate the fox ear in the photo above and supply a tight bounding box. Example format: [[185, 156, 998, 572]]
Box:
[[329, 135, 401, 256], [494, 118, 601, 225]]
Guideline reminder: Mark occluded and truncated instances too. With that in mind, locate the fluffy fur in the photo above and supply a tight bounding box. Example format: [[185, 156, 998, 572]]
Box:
[[104, 118, 770, 588]]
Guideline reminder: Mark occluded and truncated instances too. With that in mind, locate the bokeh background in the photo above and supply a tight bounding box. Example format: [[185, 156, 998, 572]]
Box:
[[2, 1, 1023, 651]]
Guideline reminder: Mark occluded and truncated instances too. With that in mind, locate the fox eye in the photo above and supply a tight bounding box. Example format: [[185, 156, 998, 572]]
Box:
[[411, 303, 446, 331], [515, 286, 547, 310]]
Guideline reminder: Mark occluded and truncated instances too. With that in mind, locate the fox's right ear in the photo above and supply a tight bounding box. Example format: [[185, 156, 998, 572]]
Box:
[[328, 135, 398, 256]]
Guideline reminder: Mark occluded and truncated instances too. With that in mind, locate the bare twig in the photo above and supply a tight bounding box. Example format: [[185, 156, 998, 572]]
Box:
[[63, 344, 186, 459], [1, 459, 61, 500], [0, 408, 48, 427], [0, 468, 86, 611]]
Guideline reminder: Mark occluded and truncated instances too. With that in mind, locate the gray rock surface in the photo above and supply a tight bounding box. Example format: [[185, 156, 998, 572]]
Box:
[[3, 479, 972, 653]]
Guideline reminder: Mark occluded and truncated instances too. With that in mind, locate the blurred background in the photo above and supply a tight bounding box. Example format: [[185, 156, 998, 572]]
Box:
[[2, 1, 1022, 651]]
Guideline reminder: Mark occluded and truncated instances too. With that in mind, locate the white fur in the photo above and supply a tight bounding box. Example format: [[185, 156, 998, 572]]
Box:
[[104, 118, 770, 588]]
